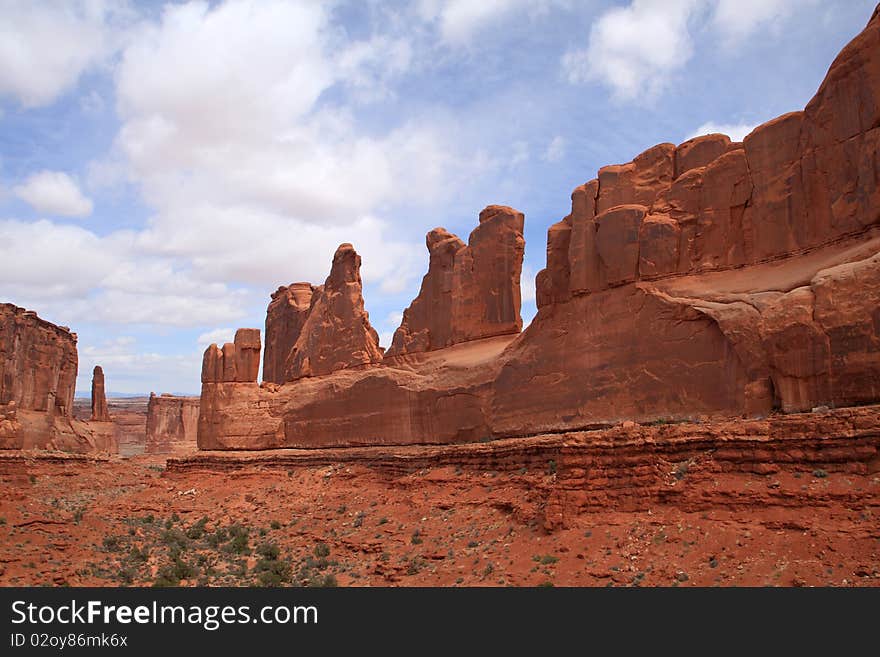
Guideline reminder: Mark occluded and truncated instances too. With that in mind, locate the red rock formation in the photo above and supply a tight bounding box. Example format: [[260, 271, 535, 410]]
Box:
[[0, 304, 115, 453], [145, 393, 199, 455], [201, 329, 262, 384], [90, 366, 110, 422], [262, 283, 315, 384], [516, 6, 880, 426], [74, 396, 150, 457], [285, 244, 382, 379], [388, 206, 524, 356], [1, 303, 77, 417], [198, 8, 880, 450]]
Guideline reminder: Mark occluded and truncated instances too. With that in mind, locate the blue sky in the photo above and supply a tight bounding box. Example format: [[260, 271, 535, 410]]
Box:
[[0, 0, 875, 395]]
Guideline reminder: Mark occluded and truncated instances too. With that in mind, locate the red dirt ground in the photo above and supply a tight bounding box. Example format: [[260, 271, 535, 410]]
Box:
[[1, 449, 878, 587]]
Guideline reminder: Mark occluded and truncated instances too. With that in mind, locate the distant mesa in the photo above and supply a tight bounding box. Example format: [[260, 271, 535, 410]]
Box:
[[145, 392, 199, 455]]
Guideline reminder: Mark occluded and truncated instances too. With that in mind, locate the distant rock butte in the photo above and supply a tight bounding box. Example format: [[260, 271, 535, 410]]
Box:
[[0, 304, 115, 453], [145, 393, 199, 455], [387, 205, 525, 357], [198, 10, 880, 450], [90, 366, 110, 422]]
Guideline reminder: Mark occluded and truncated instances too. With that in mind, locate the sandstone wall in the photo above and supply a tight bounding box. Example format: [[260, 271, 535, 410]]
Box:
[[145, 393, 199, 455], [0, 303, 77, 417], [262, 283, 315, 384], [514, 6, 880, 426], [0, 304, 118, 453], [285, 244, 383, 379], [257, 244, 382, 385], [198, 8, 880, 450], [387, 206, 525, 357]]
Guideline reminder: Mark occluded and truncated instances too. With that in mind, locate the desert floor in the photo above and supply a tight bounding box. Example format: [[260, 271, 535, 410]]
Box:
[[1, 452, 878, 587]]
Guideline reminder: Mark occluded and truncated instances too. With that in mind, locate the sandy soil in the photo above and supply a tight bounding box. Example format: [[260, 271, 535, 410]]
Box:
[[1, 451, 878, 587]]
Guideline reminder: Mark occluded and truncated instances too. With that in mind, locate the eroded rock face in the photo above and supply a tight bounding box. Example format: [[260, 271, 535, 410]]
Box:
[[198, 8, 880, 450], [540, 8, 880, 304], [201, 329, 262, 384], [90, 366, 110, 422], [262, 283, 315, 384], [1, 303, 77, 417], [199, 245, 385, 448], [387, 206, 524, 357], [145, 393, 199, 455], [0, 304, 115, 453], [285, 244, 383, 379]]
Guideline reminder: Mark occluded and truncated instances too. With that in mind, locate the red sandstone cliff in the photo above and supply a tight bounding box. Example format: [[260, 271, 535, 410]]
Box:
[[1, 303, 77, 418], [145, 393, 199, 455], [262, 282, 316, 384], [198, 9, 880, 450], [0, 304, 115, 453], [387, 206, 525, 357], [202, 328, 261, 384], [285, 244, 383, 379]]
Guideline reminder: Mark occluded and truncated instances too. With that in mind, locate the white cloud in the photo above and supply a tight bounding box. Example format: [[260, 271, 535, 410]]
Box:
[[543, 135, 566, 163], [687, 120, 757, 143], [712, 0, 816, 45], [197, 328, 235, 348], [103, 0, 495, 308], [565, 0, 813, 102], [13, 170, 93, 217], [563, 0, 701, 101], [78, 337, 202, 395], [2, 1, 506, 338], [0, 219, 113, 297], [335, 35, 413, 102], [421, 0, 522, 44], [0, 0, 133, 107], [0, 218, 248, 327]]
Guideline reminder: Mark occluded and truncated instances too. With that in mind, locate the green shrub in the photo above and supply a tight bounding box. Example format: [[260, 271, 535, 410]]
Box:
[[254, 558, 291, 587], [256, 542, 280, 560], [533, 555, 558, 565], [103, 535, 123, 552], [186, 517, 208, 540], [224, 524, 250, 555], [314, 542, 330, 558]]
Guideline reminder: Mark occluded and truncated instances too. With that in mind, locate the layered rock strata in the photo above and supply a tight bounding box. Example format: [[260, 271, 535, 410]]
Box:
[[145, 393, 199, 455], [0, 304, 115, 453], [198, 9, 880, 450]]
